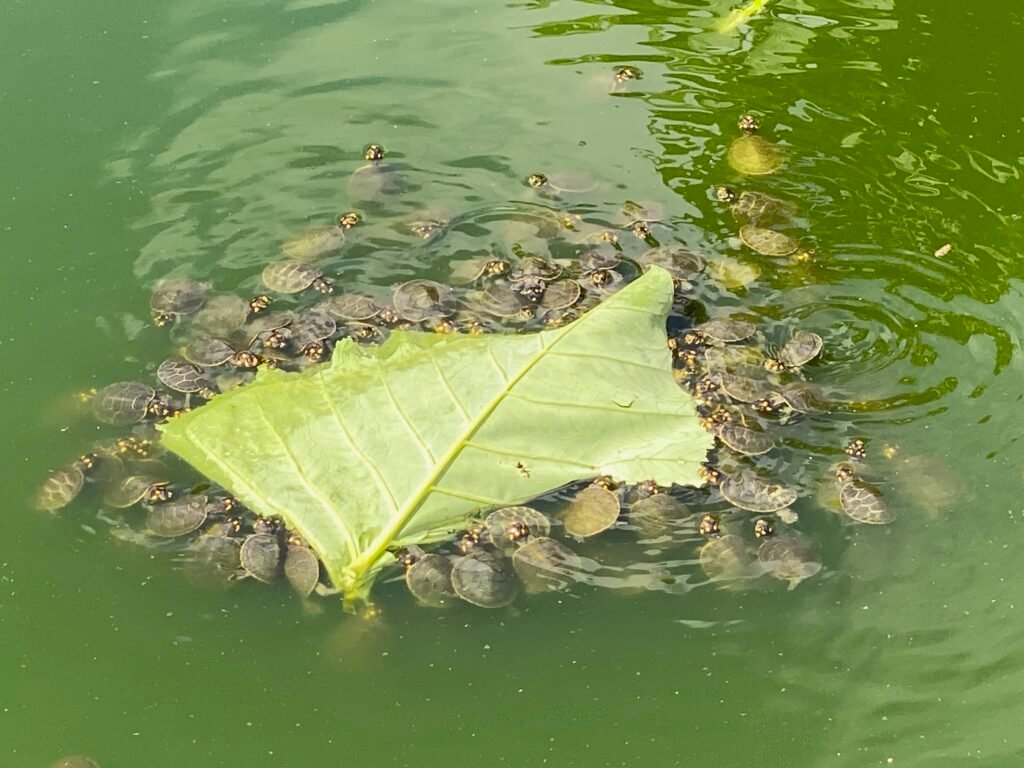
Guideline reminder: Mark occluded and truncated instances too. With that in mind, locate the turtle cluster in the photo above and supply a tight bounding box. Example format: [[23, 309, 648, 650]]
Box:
[[35, 125, 893, 612]]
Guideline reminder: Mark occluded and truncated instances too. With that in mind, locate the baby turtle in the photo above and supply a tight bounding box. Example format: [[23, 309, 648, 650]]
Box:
[[715, 424, 774, 457], [474, 283, 530, 321], [639, 245, 705, 284], [484, 506, 551, 548], [405, 552, 457, 607], [757, 531, 822, 589], [103, 473, 173, 508], [727, 114, 783, 176], [715, 186, 793, 224], [51, 757, 101, 768], [770, 330, 824, 370], [240, 529, 282, 584], [289, 310, 337, 359], [321, 293, 384, 322], [393, 279, 456, 323], [284, 534, 320, 596], [510, 255, 562, 283], [836, 464, 893, 524], [450, 257, 511, 286], [563, 485, 620, 538], [146, 494, 208, 537], [738, 225, 799, 257], [92, 381, 159, 425], [150, 278, 206, 326], [512, 537, 581, 594], [451, 549, 518, 608], [695, 317, 757, 344], [720, 471, 797, 513], [700, 534, 757, 583], [262, 260, 333, 295], [537, 279, 582, 312], [348, 143, 402, 200], [282, 212, 358, 261], [36, 464, 86, 512], [156, 357, 216, 397], [183, 337, 259, 369], [718, 372, 772, 404], [629, 493, 690, 539], [189, 294, 252, 336], [526, 170, 599, 196]]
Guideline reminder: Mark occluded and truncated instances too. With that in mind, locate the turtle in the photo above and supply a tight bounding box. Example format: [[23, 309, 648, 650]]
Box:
[[714, 186, 793, 224], [35, 464, 86, 512], [510, 255, 562, 283], [756, 381, 822, 414], [239, 530, 282, 584], [341, 321, 389, 345], [526, 170, 599, 196], [611, 65, 643, 88], [348, 143, 402, 200], [156, 357, 216, 397], [512, 537, 581, 594], [51, 757, 101, 768], [474, 283, 531, 321], [700, 534, 757, 583], [769, 330, 824, 371], [289, 309, 337, 359], [321, 293, 385, 322], [282, 212, 358, 261], [183, 337, 259, 369], [698, 513, 721, 537], [146, 494, 209, 537], [243, 310, 296, 350], [619, 200, 666, 240], [450, 257, 511, 286], [836, 464, 893, 524], [719, 471, 797, 513], [150, 278, 206, 326], [184, 517, 243, 582], [695, 317, 757, 344], [451, 549, 518, 608], [405, 552, 457, 607], [407, 216, 449, 242], [639, 245, 705, 284], [188, 294, 252, 336], [392, 279, 456, 323], [563, 485, 620, 539], [537, 279, 582, 313], [103, 473, 173, 508], [717, 372, 772, 404], [715, 424, 775, 457], [629, 493, 690, 539], [92, 381, 159, 425], [727, 114, 783, 176], [261, 260, 333, 295], [757, 531, 822, 589], [483, 506, 551, 548], [284, 534, 321, 596], [738, 225, 799, 257]]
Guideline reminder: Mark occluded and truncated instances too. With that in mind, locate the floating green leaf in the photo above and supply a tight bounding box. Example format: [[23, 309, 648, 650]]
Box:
[[160, 267, 712, 604]]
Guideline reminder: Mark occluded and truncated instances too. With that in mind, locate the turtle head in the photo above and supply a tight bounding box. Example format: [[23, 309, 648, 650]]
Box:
[[506, 521, 531, 543], [363, 143, 385, 161], [835, 463, 856, 485], [738, 114, 759, 134], [714, 185, 738, 204], [753, 517, 775, 539], [338, 211, 361, 229], [526, 173, 548, 189], [698, 513, 721, 538]]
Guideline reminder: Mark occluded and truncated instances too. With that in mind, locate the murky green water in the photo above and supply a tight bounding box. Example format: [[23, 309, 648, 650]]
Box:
[[4, 1, 1024, 766]]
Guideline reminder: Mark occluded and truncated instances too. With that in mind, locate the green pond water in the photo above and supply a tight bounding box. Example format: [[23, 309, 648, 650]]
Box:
[[4, 0, 1024, 765]]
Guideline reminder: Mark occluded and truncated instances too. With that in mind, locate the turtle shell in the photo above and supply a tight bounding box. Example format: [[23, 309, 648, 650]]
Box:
[[146, 494, 208, 537], [104, 474, 169, 508], [92, 381, 155, 425], [532, 170, 599, 195], [629, 494, 690, 539], [476, 283, 527, 319], [450, 257, 511, 285], [700, 534, 756, 582], [189, 295, 251, 336], [718, 373, 771, 404], [484, 506, 551, 547], [183, 337, 236, 367], [510, 256, 562, 283], [405, 553, 457, 607], [284, 539, 320, 596], [758, 533, 822, 589], [538, 279, 582, 312], [727, 134, 783, 176], [738, 225, 798, 257], [451, 549, 518, 608], [839, 477, 893, 524], [321, 293, 383, 321], [640, 246, 705, 281], [696, 317, 757, 343], [282, 222, 346, 261], [290, 310, 337, 346], [393, 279, 456, 322], [777, 331, 824, 368], [720, 471, 797, 513], [563, 486, 620, 538], [150, 278, 206, 316], [36, 465, 85, 511], [262, 260, 326, 294], [348, 161, 401, 200], [734, 190, 793, 222], [512, 537, 581, 594], [240, 532, 282, 583], [716, 424, 774, 457], [156, 357, 214, 394]]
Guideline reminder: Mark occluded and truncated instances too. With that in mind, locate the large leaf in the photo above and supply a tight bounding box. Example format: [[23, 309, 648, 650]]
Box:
[[160, 267, 712, 603]]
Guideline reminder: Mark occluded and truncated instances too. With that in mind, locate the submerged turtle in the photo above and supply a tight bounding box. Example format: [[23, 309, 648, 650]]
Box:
[[392, 279, 456, 323], [537, 279, 582, 313], [188, 294, 252, 336], [52, 757, 101, 768], [156, 358, 216, 397], [563, 485, 620, 539], [695, 317, 757, 344], [284, 534, 320, 596], [727, 114, 783, 176], [150, 278, 206, 327], [620, 200, 666, 240], [484, 506, 551, 548], [240, 528, 282, 584], [183, 337, 260, 369], [451, 549, 518, 608], [262, 260, 333, 295], [450, 257, 511, 286], [526, 170, 599, 196], [348, 143, 402, 200], [282, 212, 359, 261], [92, 381, 162, 425], [757, 531, 822, 589], [628, 493, 690, 539], [289, 310, 337, 359], [36, 464, 86, 512], [715, 186, 793, 223], [768, 330, 824, 371], [404, 552, 457, 607], [720, 471, 797, 513], [512, 537, 581, 594], [700, 533, 758, 584], [738, 225, 799, 257], [321, 293, 385, 322], [146, 494, 208, 537], [639, 245, 705, 284], [715, 424, 775, 457], [104, 473, 173, 508], [836, 464, 893, 524]]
